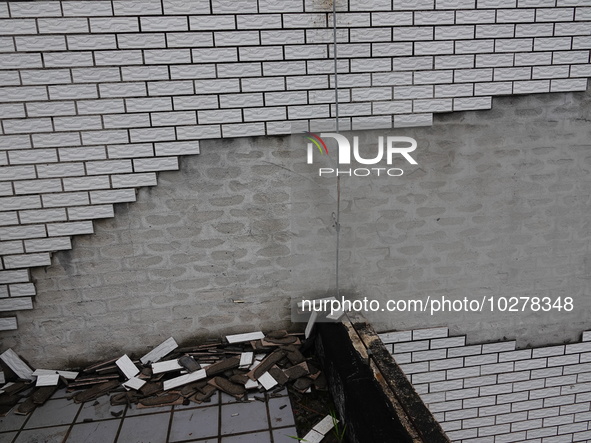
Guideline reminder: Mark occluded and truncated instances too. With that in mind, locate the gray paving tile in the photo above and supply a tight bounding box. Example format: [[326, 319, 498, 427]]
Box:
[[116, 412, 170, 443], [77, 395, 125, 422], [268, 397, 295, 428], [272, 427, 299, 443], [14, 425, 69, 443], [169, 407, 218, 442], [0, 411, 27, 431], [23, 398, 81, 429], [220, 392, 243, 404], [173, 398, 218, 411], [0, 432, 17, 443], [221, 401, 268, 435], [66, 420, 120, 443], [221, 431, 272, 442]]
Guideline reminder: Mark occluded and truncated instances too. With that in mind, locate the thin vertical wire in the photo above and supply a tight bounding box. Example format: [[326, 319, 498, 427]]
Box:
[[332, 0, 341, 298]]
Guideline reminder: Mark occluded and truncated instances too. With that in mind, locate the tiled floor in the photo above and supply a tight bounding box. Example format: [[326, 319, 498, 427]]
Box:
[[0, 388, 297, 443]]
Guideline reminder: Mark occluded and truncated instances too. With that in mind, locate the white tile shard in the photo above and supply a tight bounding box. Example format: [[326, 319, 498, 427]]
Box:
[[239, 352, 254, 368], [36, 374, 59, 386], [140, 337, 178, 365], [258, 371, 277, 390], [163, 369, 206, 391], [226, 331, 265, 344], [33, 369, 78, 380], [152, 359, 183, 374], [314, 415, 337, 435], [301, 429, 324, 443], [245, 379, 258, 390], [123, 376, 146, 390], [301, 415, 336, 443], [0, 348, 34, 380], [115, 355, 139, 379]]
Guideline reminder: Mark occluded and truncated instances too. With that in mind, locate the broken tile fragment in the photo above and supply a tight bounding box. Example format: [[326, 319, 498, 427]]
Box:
[[73, 380, 120, 403], [140, 337, 178, 365], [162, 369, 206, 391], [178, 355, 201, 372], [152, 359, 183, 374], [226, 331, 265, 344], [33, 369, 78, 380], [249, 350, 285, 380], [122, 377, 146, 391], [239, 352, 254, 368], [268, 366, 289, 385], [209, 376, 245, 397], [293, 377, 313, 392], [229, 374, 249, 385], [138, 393, 181, 408], [244, 379, 259, 390], [115, 355, 139, 379], [16, 396, 37, 415], [189, 384, 217, 403], [284, 362, 309, 380], [139, 382, 163, 397], [35, 374, 59, 387], [0, 349, 34, 380], [204, 356, 240, 377], [258, 372, 278, 390], [314, 414, 337, 435]]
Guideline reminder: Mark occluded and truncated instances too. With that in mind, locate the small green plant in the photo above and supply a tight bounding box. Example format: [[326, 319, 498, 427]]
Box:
[[329, 409, 347, 442], [287, 436, 307, 442]]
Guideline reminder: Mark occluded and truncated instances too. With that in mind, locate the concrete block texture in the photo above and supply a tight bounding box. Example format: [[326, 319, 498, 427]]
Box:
[[0, 87, 588, 370], [0, 0, 587, 360]]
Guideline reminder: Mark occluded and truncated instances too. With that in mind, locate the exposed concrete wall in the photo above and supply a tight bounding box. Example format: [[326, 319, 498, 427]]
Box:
[[1, 0, 590, 329], [1, 87, 589, 367]]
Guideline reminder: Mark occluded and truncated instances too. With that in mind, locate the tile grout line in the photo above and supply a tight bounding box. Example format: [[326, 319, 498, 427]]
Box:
[[217, 391, 222, 443], [7, 399, 33, 443], [166, 401, 175, 443], [112, 401, 129, 443], [59, 397, 83, 443], [265, 391, 275, 443]]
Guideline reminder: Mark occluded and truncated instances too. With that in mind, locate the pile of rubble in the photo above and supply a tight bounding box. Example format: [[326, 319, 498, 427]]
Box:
[[0, 330, 326, 417]]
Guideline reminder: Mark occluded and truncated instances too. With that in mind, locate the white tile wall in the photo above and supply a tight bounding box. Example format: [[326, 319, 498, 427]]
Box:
[[0, 0, 589, 329], [381, 327, 591, 443]]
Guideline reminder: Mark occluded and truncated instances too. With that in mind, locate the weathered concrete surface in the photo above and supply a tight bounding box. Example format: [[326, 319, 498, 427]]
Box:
[[1, 88, 590, 367]]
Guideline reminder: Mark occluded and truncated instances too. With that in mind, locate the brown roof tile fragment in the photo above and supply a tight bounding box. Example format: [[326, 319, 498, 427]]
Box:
[[268, 366, 289, 385], [205, 356, 240, 377], [73, 380, 120, 403], [250, 350, 286, 380], [293, 377, 313, 392], [138, 393, 181, 407], [284, 362, 309, 380], [178, 355, 201, 373], [210, 376, 246, 397]]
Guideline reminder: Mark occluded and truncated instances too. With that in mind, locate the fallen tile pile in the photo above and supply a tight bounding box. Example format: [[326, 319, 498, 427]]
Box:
[[0, 330, 327, 418]]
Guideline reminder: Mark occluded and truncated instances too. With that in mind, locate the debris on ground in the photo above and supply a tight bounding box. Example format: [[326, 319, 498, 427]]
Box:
[[0, 330, 325, 419], [303, 414, 338, 443]]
